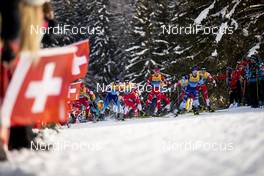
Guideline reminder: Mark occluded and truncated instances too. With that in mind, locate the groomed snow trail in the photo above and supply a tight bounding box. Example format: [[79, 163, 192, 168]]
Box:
[[0, 107, 264, 176]]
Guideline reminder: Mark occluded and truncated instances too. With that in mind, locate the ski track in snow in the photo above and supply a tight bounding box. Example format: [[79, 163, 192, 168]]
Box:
[[0, 107, 264, 176]]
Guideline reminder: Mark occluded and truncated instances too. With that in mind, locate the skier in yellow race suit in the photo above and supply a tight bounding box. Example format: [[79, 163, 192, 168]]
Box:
[[177, 66, 203, 116]]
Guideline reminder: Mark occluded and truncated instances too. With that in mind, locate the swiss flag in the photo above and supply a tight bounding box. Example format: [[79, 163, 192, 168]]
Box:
[[1, 46, 77, 128], [71, 39, 90, 80], [68, 81, 82, 101]]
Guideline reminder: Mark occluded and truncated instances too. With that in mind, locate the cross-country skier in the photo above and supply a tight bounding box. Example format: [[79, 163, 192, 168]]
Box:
[[78, 83, 96, 119], [175, 74, 189, 101], [67, 83, 97, 123], [198, 67, 217, 111], [177, 66, 202, 116], [89, 99, 105, 122], [122, 78, 142, 117], [101, 79, 123, 120], [145, 67, 170, 115]]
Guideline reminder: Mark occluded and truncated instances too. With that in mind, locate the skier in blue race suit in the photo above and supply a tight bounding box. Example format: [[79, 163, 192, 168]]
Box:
[[101, 79, 122, 115]]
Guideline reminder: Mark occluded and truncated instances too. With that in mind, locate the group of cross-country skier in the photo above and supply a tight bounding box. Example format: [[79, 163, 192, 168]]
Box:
[[66, 54, 264, 123]]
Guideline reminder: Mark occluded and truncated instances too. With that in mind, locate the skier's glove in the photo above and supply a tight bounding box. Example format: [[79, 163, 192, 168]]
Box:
[[173, 83, 177, 91], [212, 80, 217, 87]]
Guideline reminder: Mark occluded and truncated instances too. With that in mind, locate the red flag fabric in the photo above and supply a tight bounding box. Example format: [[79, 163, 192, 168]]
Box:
[[1, 46, 77, 128], [71, 40, 90, 80], [68, 81, 82, 101]]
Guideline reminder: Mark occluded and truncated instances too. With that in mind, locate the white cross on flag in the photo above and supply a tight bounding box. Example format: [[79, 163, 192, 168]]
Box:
[[70, 39, 90, 80], [68, 81, 82, 101], [1, 47, 76, 127]]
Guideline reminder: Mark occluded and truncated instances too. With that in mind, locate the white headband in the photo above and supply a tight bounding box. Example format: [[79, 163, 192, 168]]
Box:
[[23, 0, 50, 6]]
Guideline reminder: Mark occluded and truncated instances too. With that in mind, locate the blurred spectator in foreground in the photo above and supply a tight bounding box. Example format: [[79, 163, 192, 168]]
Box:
[[1, 0, 48, 161], [0, 0, 21, 161], [42, 2, 57, 47]]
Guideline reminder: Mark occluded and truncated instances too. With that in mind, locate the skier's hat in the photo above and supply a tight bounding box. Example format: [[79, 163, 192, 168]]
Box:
[[226, 67, 233, 71], [114, 78, 120, 84], [181, 73, 188, 78], [153, 65, 161, 72], [191, 66, 198, 71]]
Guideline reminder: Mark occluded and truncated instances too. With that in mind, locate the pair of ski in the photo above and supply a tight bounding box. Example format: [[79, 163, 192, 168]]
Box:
[[108, 112, 125, 121], [175, 107, 215, 117], [175, 108, 199, 117]]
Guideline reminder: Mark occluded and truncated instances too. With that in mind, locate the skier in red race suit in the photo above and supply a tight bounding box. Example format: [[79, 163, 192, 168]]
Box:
[[145, 67, 170, 115], [159, 78, 171, 111], [77, 83, 96, 120], [198, 68, 217, 111], [122, 78, 142, 117]]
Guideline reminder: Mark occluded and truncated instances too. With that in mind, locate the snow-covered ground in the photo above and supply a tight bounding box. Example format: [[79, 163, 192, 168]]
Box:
[[0, 107, 264, 176]]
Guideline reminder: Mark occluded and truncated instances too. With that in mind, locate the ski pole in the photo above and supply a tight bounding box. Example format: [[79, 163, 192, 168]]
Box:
[[171, 86, 181, 108], [242, 79, 246, 105], [256, 68, 259, 103], [177, 87, 180, 106], [171, 92, 182, 109]]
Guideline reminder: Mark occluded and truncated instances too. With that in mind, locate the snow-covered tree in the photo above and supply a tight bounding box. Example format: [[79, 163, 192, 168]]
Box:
[[86, 0, 115, 85], [125, 0, 155, 83], [107, 0, 135, 81], [126, 0, 181, 82], [151, 0, 178, 73]]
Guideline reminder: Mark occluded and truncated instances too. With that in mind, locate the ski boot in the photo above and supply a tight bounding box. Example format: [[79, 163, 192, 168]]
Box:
[[143, 106, 150, 116], [156, 109, 162, 116], [92, 113, 98, 123], [99, 113, 105, 121], [133, 111, 139, 118], [174, 109, 180, 117], [193, 107, 199, 116], [153, 109, 159, 117], [175, 108, 185, 117], [116, 113, 125, 121], [207, 106, 215, 112], [120, 115, 125, 121], [139, 110, 146, 117], [99, 111, 106, 121], [164, 104, 170, 114]]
